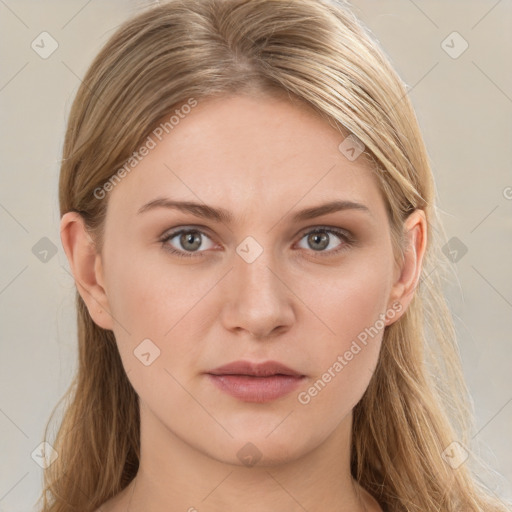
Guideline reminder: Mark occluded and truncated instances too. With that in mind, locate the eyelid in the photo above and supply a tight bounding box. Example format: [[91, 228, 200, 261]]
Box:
[[159, 224, 353, 241], [159, 224, 216, 240], [296, 224, 353, 241]]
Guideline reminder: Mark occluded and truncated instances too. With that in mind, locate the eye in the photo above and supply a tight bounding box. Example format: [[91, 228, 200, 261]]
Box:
[[159, 225, 354, 259], [160, 228, 216, 258], [296, 227, 353, 256]]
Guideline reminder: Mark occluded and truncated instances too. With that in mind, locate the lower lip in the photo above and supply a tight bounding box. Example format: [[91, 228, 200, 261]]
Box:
[[206, 374, 305, 403]]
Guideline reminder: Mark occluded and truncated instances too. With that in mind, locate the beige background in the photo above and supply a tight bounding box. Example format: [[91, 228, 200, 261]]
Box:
[[0, 0, 511, 510]]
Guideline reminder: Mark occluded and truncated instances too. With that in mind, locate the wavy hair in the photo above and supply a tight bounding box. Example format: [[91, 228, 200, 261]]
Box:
[[38, 0, 511, 510]]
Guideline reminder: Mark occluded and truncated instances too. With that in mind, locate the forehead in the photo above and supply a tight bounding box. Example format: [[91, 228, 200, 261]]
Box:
[[108, 93, 386, 222]]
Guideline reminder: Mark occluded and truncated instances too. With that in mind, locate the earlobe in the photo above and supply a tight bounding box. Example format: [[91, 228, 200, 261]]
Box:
[[385, 209, 427, 325], [60, 212, 114, 330]]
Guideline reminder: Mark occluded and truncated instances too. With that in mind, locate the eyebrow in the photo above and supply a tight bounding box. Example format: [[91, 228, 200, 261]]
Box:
[[137, 198, 371, 223]]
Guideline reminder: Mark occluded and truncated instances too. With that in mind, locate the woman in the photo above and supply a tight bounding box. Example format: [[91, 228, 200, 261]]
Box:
[[38, 0, 511, 511]]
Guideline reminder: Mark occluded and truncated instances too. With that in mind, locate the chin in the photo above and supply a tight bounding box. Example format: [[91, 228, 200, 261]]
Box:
[[198, 428, 316, 468]]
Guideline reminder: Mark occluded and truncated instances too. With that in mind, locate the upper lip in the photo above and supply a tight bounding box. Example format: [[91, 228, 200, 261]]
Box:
[[207, 360, 304, 377]]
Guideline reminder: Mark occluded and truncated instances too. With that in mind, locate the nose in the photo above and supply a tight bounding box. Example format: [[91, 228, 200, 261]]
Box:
[[220, 246, 295, 340]]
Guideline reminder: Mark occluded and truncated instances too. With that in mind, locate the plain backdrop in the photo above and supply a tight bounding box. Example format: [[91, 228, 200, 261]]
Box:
[[0, 0, 511, 510]]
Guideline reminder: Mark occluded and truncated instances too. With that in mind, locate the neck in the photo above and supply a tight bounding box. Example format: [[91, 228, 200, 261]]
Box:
[[116, 405, 370, 512]]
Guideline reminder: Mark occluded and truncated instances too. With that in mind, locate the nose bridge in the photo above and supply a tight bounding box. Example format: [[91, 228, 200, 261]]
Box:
[[237, 244, 278, 298], [223, 233, 295, 337], [235, 236, 283, 306]]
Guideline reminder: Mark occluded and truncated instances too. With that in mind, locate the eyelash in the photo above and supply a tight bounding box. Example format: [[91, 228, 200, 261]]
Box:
[[159, 225, 355, 259]]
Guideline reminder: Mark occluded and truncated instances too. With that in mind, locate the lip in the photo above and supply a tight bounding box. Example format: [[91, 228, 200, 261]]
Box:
[[208, 360, 303, 377], [206, 360, 305, 403]]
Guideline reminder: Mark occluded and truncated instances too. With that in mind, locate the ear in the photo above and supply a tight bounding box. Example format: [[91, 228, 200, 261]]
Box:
[[385, 209, 427, 326], [60, 212, 114, 330]]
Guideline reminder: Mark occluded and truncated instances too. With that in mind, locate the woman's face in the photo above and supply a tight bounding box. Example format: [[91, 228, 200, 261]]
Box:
[[91, 92, 411, 465]]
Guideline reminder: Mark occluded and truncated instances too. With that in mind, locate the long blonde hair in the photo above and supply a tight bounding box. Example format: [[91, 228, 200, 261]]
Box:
[[38, 0, 511, 510]]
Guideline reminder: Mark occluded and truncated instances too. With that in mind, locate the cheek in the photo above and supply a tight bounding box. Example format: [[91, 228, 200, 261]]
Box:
[[103, 239, 199, 333], [307, 252, 391, 340], [101, 245, 221, 373], [296, 257, 391, 412]]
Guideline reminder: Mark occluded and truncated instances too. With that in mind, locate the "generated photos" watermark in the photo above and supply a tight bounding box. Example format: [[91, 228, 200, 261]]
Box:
[[93, 97, 198, 200], [297, 301, 402, 405]]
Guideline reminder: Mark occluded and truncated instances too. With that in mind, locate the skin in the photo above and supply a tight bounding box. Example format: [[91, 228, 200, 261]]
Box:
[[61, 91, 426, 512]]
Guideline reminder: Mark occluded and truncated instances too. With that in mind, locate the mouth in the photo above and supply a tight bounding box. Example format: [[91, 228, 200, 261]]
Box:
[[205, 360, 305, 403]]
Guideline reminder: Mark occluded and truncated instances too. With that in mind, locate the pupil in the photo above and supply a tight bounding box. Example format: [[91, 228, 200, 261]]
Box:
[[181, 232, 201, 251], [309, 232, 328, 251]]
